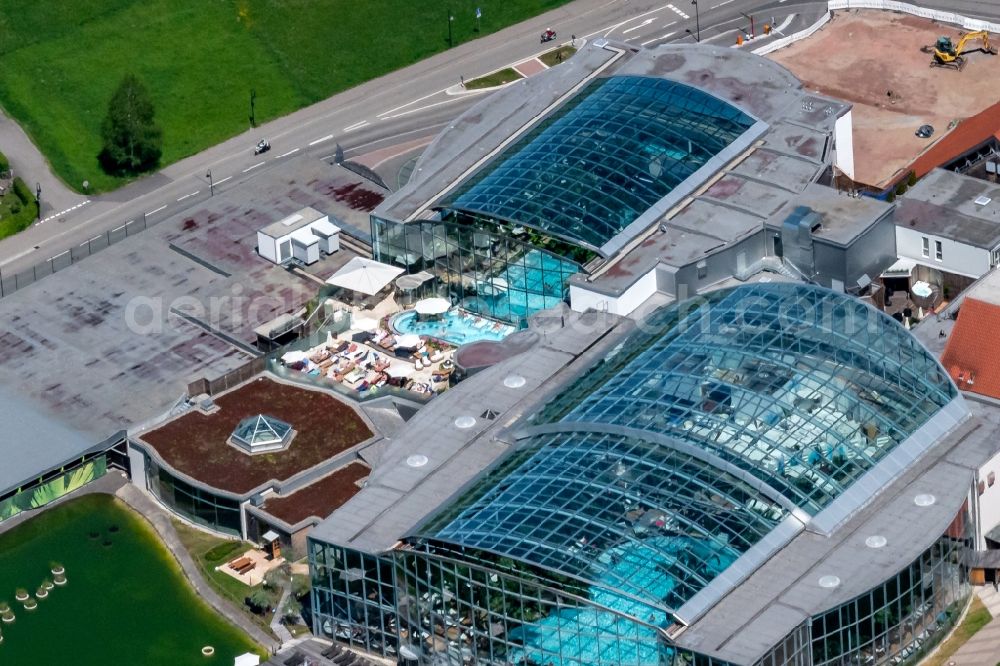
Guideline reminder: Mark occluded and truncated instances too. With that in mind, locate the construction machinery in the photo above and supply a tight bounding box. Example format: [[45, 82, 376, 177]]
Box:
[[923, 31, 997, 70]]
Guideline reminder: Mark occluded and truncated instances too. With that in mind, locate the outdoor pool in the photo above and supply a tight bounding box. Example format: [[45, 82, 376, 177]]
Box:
[[0, 494, 260, 665], [392, 309, 516, 346]]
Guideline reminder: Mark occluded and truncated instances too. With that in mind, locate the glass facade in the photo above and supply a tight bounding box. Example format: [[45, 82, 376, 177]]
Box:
[[308, 284, 966, 665], [808, 528, 969, 666], [147, 459, 242, 536], [444, 76, 754, 252], [372, 216, 582, 327]]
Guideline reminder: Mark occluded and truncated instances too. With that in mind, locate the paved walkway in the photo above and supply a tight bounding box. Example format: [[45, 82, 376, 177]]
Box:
[[947, 586, 1000, 665], [270, 581, 294, 644], [115, 484, 278, 652], [0, 108, 83, 214]]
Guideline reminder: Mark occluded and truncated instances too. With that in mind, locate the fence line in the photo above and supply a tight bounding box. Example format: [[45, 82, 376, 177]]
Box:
[[827, 0, 1000, 33], [0, 190, 207, 300]]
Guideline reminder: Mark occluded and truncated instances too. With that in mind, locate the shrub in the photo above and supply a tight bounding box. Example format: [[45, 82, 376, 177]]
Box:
[[907, 171, 917, 187], [895, 182, 908, 196], [0, 150, 9, 178], [12, 177, 33, 205], [886, 192, 896, 203]]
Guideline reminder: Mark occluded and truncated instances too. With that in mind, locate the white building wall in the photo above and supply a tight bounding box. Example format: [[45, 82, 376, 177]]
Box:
[[126, 443, 149, 495], [834, 109, 856, 181], [570, 266, 659, 317], [257, 231, 279, 263], [977, 448, 1000, 549], [895, 226, 991, 279]]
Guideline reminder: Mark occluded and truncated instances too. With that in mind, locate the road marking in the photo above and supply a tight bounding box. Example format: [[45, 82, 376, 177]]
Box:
[[242, 162, 265, 173], [147, 205, 167, 215], [214, 176, 232, 185], [712, 0, 734, 7], [594, 3, 671, 38], [176, 190, 199, 201], [277, 148, 300, 158], [666, 3, 690, 19], [640, 30, 677, 46], [344, 120, 369, 132], [622, 18, 656, 34], [308, 134, 334, 146], [377, 89, 448, 118], [379, 96, 468, 120], [39, 199, 91, 224]]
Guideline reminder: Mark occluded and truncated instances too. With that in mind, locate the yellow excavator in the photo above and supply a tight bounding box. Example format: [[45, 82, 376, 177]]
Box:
[[925, 30, 997, 70]]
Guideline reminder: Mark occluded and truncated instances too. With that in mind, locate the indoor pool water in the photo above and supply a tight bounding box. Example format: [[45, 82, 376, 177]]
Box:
[[0, 494, 261, 665], [392, 309, 516, 346], [478, 250, 576, 321], [506, 536, 738, 666]]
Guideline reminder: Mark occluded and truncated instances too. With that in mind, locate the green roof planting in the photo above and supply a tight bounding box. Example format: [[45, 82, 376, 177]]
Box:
[[443, 76, 755, 252]]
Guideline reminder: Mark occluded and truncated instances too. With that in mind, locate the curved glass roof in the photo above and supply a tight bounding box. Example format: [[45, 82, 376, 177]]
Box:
[[442, 76, 754, 253], [414, 284, 956, 618]]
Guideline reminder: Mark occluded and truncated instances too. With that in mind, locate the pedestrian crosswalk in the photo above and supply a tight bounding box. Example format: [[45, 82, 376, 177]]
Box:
[[666, 3, 690, 20]]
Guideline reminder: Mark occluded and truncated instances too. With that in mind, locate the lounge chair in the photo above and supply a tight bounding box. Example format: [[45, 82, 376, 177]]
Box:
[[322, 645, 341, 659]]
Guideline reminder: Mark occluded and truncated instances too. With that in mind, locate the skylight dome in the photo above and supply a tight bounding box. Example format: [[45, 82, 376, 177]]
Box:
[[229, 414, 294, 454]]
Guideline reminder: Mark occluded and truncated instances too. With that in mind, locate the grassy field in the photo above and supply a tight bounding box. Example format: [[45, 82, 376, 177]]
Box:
[[0, 0, 573, 193]]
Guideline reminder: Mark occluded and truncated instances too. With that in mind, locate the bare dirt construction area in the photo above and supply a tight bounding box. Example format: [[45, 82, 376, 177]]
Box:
[[769, 11, 1000, 188]]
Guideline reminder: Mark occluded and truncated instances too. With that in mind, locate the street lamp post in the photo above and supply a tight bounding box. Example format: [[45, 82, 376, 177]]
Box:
[[448, 9, 455, 48], [206, 170, 214, 196], [35, 183, 41, 220], [691, 0, 700, 42]]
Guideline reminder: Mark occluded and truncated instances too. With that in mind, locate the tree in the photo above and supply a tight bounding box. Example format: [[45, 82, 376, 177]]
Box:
[[99, 74, 162, 175]]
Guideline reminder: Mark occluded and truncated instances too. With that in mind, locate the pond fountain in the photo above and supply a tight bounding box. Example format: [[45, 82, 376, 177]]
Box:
[[0, 495, 260, 664]]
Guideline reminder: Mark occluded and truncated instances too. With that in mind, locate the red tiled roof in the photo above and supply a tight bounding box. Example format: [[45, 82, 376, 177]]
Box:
[[941, 296, 1000, 399], [910, 100, 1000, 180]]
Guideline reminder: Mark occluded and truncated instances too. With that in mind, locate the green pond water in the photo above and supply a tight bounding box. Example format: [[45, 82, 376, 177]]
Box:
[[0, 494, 261, 665]]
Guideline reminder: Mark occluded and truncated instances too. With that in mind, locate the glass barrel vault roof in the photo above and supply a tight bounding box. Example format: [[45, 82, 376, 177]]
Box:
[[415, 284, 956, 617], [442, 76, 754, 252]]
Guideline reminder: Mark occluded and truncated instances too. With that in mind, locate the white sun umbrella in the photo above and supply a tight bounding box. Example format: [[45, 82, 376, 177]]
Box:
[[234, 654, 261, 666], [386, 363, 416, 379], [414, 297, 451, 316], [352, 316, 379, 332], [325, 257, 404, 296], [280, 350, 309, 364], [395, 334, 422, 349]]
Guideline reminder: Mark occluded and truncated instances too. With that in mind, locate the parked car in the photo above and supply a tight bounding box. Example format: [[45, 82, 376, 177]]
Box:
[[915, 124, 934, 139], [254, 139, 271, 155], [540, 28, 557, 43]]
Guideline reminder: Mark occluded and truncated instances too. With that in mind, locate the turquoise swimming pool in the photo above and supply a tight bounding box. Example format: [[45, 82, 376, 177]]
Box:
[[391, 309, 516, 346], [506, 535, 738, 666]]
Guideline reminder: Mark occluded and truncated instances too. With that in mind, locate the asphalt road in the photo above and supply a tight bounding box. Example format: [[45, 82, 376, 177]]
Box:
[[0, 0, 995, 278]]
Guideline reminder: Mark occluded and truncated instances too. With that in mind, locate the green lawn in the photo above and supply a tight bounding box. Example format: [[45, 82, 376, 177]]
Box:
[[539, 45, 577, 67], [465, 67, 524, 89], [170, 518, 275, 638], [0, 0, 573, 193]]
